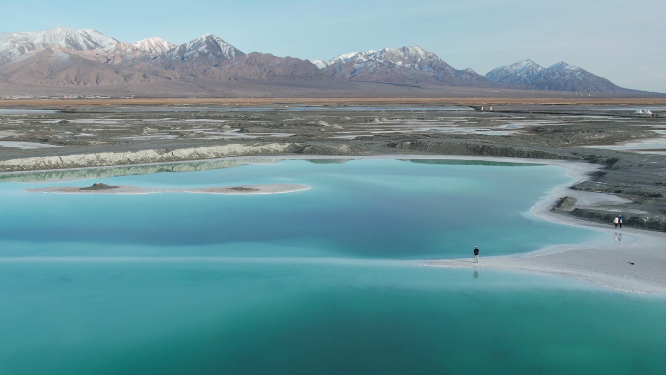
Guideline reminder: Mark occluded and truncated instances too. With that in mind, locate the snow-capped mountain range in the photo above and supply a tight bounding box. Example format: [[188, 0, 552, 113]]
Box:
[[485, 59, 626, 93], [485, 59, 544, 86], [0, 27, 635, 93], [310, 46, 493, 87], [152, 34, 244, 73], [0, 27, 117, 65]]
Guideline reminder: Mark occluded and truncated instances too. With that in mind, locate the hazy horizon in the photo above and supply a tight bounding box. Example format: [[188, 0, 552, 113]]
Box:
[[2, 0, 664, 93]]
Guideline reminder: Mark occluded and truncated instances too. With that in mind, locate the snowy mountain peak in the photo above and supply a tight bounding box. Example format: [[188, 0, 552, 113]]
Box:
[[133, 37, 176, 54], [485, 59, 545, 85], [313, 46, 443, 70], [512, 59, 540, 69], [548, 61, 579, 71], [322, 52, 362, 66], [0, 27, 118, 52], [0, 27, 119, 65], [309, 45, 493, 87], [486, 59, 625, 92], [310, 60, 328, 69], [91, 36, 178, 65], [396, 46, 429, 59], [192, 34, 228, 45], [179, 34, 242, 60], [151, 33, 245, 72]]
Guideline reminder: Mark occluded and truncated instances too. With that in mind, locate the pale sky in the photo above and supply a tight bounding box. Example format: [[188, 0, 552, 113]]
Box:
[[1, 0, 664, 92]]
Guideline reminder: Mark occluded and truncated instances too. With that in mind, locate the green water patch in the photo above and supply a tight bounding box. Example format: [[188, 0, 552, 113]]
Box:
[[1, 159, 646, 375], [0, 261, 664, 375]]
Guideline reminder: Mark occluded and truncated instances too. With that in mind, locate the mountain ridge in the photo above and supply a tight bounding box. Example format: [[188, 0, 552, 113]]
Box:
[[0, 27, 647, 94], [486, 59, 631, 93], [310, 46, 499, 88]]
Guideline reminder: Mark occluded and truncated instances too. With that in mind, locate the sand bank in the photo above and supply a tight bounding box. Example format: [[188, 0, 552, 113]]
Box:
[[427, 226, 666, 294], [396, 155, 666, 294], [26, 183, 310, 195]]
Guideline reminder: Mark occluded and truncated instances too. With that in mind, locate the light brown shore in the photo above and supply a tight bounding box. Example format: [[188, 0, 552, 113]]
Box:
[[26, 183, 310, 195], [3, 97, 666, 107]]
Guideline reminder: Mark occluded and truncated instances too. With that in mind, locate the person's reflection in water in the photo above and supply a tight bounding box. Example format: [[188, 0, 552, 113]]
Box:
[[614, 233, 623, 242], [473, 267, 479, 280]]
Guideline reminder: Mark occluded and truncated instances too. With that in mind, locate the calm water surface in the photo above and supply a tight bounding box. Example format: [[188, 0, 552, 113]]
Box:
[[0, 159, 594, 259], [0, 159, 664, 375]]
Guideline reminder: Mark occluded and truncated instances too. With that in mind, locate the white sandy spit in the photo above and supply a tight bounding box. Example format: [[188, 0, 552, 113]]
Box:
[[25, 183, 310, 195]]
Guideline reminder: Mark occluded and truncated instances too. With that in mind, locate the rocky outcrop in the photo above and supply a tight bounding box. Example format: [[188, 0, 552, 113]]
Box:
[[388, 140, 580, 160], [0, 143, 300, 172], [80, 183, 118, 190], [297, 144, 355, 156], [0, 159, 282, 182], [306, 159, 350, 164], [570, 208, 666, 232], [552, 196, 578, 211], [572, 180, 665, 198]]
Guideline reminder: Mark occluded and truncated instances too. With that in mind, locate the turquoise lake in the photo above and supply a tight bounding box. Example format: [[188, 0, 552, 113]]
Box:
[[0, 159, 665, 374]]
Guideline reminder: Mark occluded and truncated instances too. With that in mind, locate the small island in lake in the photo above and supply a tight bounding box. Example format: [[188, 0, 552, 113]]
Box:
[[26, 183, 309, 195]]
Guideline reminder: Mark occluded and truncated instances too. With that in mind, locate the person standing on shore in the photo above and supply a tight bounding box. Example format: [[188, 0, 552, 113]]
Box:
[[474, 246, 479, 263], [613, 217, 619, 228], [619, 215, 623, 228]]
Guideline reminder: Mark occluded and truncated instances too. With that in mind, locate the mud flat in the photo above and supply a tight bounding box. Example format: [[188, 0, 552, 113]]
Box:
[[26, 183, 310, 195]]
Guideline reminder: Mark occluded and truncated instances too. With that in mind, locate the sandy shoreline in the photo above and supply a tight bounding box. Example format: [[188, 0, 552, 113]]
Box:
[[7, 154, 666, 294], [26, 183, 310, 195], [406, 155, 666, 295], [174, 155, 666, 294]]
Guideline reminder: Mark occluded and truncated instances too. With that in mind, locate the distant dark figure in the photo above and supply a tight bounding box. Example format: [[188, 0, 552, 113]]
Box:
[[613, 217, 619, 228], [474, 246, 479, 263], [619, 215, 623, 228]]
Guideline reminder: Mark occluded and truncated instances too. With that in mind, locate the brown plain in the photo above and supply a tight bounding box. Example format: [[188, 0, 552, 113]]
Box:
[[3, 97, 666, 107]]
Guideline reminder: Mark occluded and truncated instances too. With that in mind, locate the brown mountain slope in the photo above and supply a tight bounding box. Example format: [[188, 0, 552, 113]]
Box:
[[0, 49, 162, 86], [204, 53, 327, 82], [151, 34, 245, 75]]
